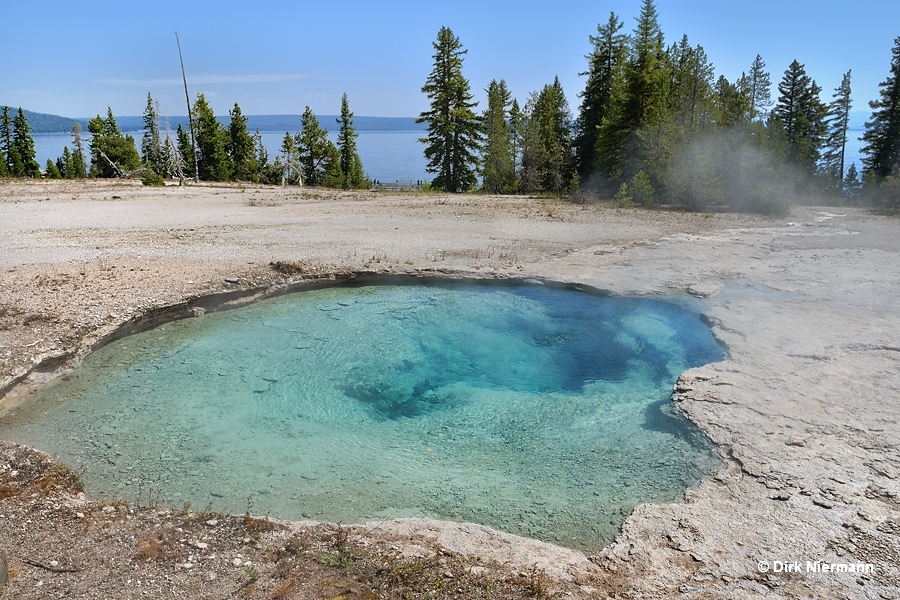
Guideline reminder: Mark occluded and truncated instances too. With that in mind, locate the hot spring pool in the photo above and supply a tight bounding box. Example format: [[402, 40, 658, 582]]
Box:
[[0, 280, 723, 550]]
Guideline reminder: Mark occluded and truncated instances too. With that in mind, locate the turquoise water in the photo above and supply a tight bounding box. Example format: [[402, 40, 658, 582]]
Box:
[[0, 281, 722, 550]]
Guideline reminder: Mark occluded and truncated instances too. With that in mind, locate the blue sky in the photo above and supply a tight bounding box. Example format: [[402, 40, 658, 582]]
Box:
[[2, 0, 897, 120]]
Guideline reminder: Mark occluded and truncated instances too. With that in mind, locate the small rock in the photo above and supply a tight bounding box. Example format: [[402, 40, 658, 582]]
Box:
[[769, 492, 792, 501], [102, 505, 116, 514], [194, 542, 208, 550], [232, 558, 243, 567], [224, 277, 240, 284], [205, 519, 218, 527], [813, 498, 835, 509]]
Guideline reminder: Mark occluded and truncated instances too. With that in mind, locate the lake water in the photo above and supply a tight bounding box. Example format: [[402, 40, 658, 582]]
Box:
[[34, 130, 430, 184], [0, 280, 723, 551]]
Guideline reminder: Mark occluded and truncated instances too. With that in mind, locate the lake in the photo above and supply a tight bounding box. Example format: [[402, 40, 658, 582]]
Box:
[[33, 130, 430, 184]]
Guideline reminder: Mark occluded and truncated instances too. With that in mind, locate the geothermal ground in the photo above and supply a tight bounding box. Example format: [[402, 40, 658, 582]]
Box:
[[0, 180, 897, 599]]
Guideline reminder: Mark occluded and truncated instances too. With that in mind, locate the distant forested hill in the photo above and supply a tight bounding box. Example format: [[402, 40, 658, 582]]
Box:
[[0, 108, 81, 133], [7, 110, 425, 134]]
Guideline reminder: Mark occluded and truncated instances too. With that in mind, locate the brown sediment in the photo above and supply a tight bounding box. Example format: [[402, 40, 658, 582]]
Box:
[[0, 179, 898, 598]]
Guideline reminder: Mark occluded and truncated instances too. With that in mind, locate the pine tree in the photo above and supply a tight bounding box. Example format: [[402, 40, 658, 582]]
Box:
[[229, 102, 257, 182], [821, 70, 853, 193], [141, 92, 164, 176], [668, 36, 715, 130], [279, 131, 300, 185], [624, 0, 668, 129], [295, 106, 338, 186], [70, 122, 87, 178], [844, 163, 863, 202], [861, 36, 900, 182], [87, 107, 141, 177], [714, 74, 753, 127], [45, 158, 62, 179], [193, 94, 230, 181], [176, 124, 194, 180], [59, 147, 72, 178], [574, 12, 628, 179], [534, 77, 575, 194], [773, 60, 827, 173], [416, 26, 482, 192], [0, 107, 12, 177], [481, 79, 517, 193], [593, 0, 667, 181], [12, 108, 40, 177], [336, 93, 366, 189], [748, 55, 773, 121]]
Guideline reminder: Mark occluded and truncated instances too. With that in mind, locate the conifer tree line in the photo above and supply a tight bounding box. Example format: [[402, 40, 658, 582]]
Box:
[[0, 93, 369, 189], [418, 1, 900, 211]]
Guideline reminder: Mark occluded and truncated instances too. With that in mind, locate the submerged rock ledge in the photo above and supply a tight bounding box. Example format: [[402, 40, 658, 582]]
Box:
[[1, 181, 898, 598]]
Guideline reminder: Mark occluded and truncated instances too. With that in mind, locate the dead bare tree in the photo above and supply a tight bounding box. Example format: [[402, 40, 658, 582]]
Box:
[[176, 32, 199, 183]]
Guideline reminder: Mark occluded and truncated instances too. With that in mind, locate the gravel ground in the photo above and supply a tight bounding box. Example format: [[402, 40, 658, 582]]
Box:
[[1, 179, 898, 599]]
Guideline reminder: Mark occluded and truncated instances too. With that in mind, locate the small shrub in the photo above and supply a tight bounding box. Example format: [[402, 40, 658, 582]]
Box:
[[141, 169, 165, 187]]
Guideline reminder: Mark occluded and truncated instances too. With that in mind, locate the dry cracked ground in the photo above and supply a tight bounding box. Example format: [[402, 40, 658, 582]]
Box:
[[0, 179, 898, 599]]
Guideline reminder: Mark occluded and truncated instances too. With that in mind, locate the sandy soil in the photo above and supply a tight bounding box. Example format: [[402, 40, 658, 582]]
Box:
[[0, 179, 898, 599]]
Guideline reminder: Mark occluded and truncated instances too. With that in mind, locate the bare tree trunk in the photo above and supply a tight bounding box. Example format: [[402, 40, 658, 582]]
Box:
[[176, 32, 199, 183]]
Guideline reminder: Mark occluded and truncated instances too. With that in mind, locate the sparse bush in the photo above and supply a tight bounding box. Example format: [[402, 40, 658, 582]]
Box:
[[141, 168, 165, 187]]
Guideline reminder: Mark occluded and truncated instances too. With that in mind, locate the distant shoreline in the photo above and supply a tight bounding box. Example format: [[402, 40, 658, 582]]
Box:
[[16, 108, 426, 134]]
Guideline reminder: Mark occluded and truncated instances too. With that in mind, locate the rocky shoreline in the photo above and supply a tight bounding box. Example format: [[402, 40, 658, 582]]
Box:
[[1, 180, 898, 598]]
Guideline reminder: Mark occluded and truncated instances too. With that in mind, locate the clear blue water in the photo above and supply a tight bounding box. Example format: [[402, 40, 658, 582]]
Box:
[[0, 281, 722, 550]]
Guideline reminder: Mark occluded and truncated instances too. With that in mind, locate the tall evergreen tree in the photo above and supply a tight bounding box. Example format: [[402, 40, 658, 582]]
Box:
[[70, 122, 87, 178], [593, 0, 667, 181], [861, 36, 900, 182], [481, 79, 517, 193], [58, 147, 72, 179], [509, 98, 523, 175], [773, 60, 827, 173], [12, 108, 40, 177], [668, 36, 715, 130], [141, 92, 164, 176], [193, 94, 230, 181], [624, 0, 668, 129], [574, 12, 628, 178], [279, 131, 300, 185], [229, 102, 257, 181], [0, 107, 12, 177], [821, 70, 853, 192], [534, 77, 575, 193], [295, 106, 339, 186], [416, 26, 482, 192], [336, 93, 366, 189], [748, 55, 773, 121]]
